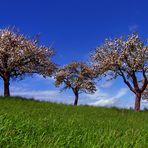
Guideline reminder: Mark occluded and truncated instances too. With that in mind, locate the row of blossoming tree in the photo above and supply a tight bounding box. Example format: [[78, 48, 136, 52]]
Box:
[[0, 28, 147, 111]]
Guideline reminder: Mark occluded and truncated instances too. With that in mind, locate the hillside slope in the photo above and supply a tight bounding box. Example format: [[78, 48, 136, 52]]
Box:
[[0, 97, 148, 147]]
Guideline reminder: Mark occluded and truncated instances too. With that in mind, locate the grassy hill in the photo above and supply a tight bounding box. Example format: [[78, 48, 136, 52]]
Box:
[[0, 97, 148, 148]]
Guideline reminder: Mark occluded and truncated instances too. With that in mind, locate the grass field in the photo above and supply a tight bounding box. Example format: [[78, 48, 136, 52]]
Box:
[[0, 97, 148, 148]]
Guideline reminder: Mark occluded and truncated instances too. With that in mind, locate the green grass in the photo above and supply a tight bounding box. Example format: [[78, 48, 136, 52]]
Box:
[[0, 97, 148, 148]]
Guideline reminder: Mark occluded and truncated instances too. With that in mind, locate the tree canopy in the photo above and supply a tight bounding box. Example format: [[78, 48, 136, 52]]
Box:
[[92, 33, 148, 111], [0, 28, 56, 96], [55, 62, 96, 105]]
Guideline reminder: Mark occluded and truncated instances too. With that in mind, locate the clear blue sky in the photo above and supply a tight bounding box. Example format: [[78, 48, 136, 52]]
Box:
[[0, 0, 147, 108]]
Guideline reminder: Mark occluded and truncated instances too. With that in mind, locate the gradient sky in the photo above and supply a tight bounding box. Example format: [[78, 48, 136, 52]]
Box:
[[0, 0, 148, 108]]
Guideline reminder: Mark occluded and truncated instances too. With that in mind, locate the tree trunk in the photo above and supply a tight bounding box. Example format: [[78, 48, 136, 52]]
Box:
[[134, 93, 141, 112], [3, 77, 10, 97], [74, 92, 79, 106]]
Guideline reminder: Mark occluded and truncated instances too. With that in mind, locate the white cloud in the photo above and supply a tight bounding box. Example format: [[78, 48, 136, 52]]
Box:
[[84, 87, 109, 100], [91, 98, 115, 106], [8, 85, 74, 104], [8, 84, 129, 108], [114, 88, 128, 98], [100, 81, 113, 88], [1, 82, 146, 110], [0, 79, 133, 108], [12, 90, 57, 100], [88, 88, 128, 107]]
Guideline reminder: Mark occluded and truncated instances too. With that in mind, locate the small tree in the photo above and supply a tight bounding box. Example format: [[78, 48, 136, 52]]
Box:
[[92, 33, 148, 111], [55, 62, 96, 106], [0, 28, 56, 96]]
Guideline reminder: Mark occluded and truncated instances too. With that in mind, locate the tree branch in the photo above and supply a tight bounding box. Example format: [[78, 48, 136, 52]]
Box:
[[132, 71, 140, 91], [118, 68, 136, 94]]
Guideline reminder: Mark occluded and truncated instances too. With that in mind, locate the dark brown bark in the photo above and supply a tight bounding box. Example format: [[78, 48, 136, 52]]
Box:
[[119, 69, 147, 111], [74, 91, 79, 106], [135, 93, 141, 112], [119, 69, 136, 94], [3, 77, 10, 97]]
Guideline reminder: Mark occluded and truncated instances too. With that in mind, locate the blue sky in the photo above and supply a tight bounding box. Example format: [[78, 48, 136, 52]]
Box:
[[0, 0, 148, 108]]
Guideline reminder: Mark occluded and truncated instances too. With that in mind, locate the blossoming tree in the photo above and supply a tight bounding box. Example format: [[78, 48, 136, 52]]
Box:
[[55, 62, 96, 106], [92, 33, 148, 111], [0, 28, 56, 96]]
